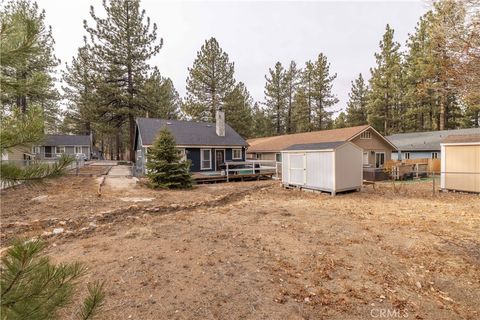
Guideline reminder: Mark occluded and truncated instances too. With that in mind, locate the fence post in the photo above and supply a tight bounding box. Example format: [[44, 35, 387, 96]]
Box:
[[76, 159, 79, 176], [432, 171, 435, 196], [226, 163, 229, 182]]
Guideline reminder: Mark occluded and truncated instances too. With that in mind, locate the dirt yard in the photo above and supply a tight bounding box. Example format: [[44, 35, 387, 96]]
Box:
[[1, 176, 479, 320]]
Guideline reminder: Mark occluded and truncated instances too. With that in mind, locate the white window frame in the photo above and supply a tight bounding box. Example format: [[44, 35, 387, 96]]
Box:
[[360, 131, 372, 139], [232, 148, 242, 160], [403, 152, 410, 160], [56, 146, 65, 154], [200, 149, 212, 170], [32, 146, 40, 154], [431, 152, 439, 159], [177, 148, 187, 161], [275, 153, 282, 163], [256, 153, 262, 160], [75, 146, 82, 154]]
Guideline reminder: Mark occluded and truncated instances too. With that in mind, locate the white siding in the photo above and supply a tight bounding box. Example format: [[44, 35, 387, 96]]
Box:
[[335, 143, 363, 191], [306, 151, 334, 190]]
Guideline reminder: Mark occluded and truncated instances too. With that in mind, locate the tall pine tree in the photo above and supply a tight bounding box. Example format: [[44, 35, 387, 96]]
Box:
[[345, 73, 369, 126], [84, 0, 162, 161], [184, 37, 235, 121], [285, 61, 301, 133], [367, 24, 403, 135], [142, 68, 181, 119], [264, 62, 287, 135], [223, 82, 254, 138]]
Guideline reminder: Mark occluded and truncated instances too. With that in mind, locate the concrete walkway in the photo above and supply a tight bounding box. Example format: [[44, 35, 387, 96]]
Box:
[[104, 165, 136, 190]]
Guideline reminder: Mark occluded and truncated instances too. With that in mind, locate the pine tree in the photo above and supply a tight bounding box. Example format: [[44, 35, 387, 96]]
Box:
[[85, 0, 162, 161], [264, 62, 287, 135], [184, 38, 235, 121], [1, 239, 104, 320], [251, 102, 273, 138], [334, 112, 347, 129], [301, 54, 339, 130], [146, 127, 193, 189], [285, 61, 301, 133], [142, 68, 181, 119], [367, 24, 403, 135], [223, 82, 254, 138], [0, 0, 60, 130], [62, 44, 97, 136], [292, 87, 310, 132], [345, 73, 369, 126]]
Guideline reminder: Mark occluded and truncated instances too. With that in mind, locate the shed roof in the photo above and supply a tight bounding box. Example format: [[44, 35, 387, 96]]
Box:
[[387, 128, 480, 151], [247, 125, 391, 152], [42, 135, 91, 146], [136, 118, 247, 147], [284, 141, 346, 151], [442, 134, 480, 144]]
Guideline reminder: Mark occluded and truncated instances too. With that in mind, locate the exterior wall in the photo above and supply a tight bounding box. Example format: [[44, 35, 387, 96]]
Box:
[[350, 129, 393, 167], [35, 145, 91, 160], [4, 146, 31, 161], [442, 144, 480, 193], [392, 151, 440, 160], [185, 147, 245, 172], [335, 143, 363, 191], [249, 152, 276, 161]]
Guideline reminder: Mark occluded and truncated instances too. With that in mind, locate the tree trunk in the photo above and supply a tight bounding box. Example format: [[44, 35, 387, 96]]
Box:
[[115, 130, 121, 161], [129, 114, 135, 161], [439, 95, 445, 130]]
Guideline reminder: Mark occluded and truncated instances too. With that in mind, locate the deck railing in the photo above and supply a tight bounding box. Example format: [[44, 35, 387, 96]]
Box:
[[224, 160, 279, 182]]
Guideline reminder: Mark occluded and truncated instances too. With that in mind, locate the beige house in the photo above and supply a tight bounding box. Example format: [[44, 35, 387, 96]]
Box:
[[441, 134, 480, 193], [247, 125, 397, 168]]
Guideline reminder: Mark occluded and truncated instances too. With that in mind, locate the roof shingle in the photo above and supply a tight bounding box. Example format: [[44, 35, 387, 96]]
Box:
[[42, 135, 91, 146], [442, 134, 480, 144]]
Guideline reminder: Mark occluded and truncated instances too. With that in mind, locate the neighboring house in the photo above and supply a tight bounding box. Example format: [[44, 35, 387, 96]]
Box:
[[440, 134, 480, 193], [247, 125, 397, 168], [32, 135, 92, 160], [387, 128, 480, 160], [134, 111, 247, 174], [1, 146, 33, 162]]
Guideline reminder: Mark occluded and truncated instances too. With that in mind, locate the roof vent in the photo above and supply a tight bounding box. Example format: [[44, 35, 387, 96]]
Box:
[[166, 122, 172, 125], [206, 124, 212, 127]]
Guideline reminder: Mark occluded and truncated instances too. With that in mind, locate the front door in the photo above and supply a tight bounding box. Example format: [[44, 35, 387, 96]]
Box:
[[215, 150, 225, 171]]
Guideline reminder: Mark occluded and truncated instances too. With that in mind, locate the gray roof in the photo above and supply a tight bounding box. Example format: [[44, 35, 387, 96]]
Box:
[[42, 135, 91, 146], [136, 118, 247, 147], [284, 141, 346, 151], [387, 128, 480, 151]]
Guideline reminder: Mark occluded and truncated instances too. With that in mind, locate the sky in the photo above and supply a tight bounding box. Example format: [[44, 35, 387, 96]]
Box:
[[36, 0, 431, 115]]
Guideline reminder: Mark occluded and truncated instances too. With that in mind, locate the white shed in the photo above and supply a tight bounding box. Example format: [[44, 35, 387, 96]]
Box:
[[440, 134, 480, 193], [281, 141, 363, 195]]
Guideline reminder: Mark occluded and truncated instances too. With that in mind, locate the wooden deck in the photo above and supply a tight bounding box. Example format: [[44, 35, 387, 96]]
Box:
[[193, 172, 275, 184]]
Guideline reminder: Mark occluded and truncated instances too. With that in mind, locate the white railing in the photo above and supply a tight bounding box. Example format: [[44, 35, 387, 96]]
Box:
[[224, 160, 280, 182]]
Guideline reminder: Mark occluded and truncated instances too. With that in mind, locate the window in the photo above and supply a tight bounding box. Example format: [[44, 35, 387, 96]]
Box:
[[256, 153, 262, 160], [375, 152, 385, 168], [232, 149, 242, 160], [403, 152, 410, 160], [431, 152, 439, 159], [56, 146, 65, 154], [177, 148, 187, 161], [82, 146, 89, 155], [75, 146, 82, 154], [360, 131, 372, 139], [275, 153, 282, 163], [32, 146, 40, 154], [201, 149, 212, 170], [363, 152, 369, 165]]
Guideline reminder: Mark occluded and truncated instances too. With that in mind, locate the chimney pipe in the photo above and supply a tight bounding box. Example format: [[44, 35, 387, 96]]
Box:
[[216, 110, 225, 137]]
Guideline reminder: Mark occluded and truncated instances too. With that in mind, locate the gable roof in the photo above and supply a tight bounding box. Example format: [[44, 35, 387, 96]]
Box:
[[247, 125, 396, 152], [284, 141, 347, 151], [442, 133, 480, 144], [136, 118, 247, 147], [387, 128, 480, 151], [42, 135, 91, 146]]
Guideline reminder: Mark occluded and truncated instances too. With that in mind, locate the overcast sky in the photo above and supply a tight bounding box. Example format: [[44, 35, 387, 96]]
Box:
[[37, 0, 430, 115]]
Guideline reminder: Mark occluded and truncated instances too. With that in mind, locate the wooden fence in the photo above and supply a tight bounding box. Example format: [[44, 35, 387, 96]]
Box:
[[385, 158, 441, 174]]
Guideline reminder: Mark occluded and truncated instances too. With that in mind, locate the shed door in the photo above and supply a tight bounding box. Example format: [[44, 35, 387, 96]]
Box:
[[445, 145, 480, 192], [288, 153, 305, 185]]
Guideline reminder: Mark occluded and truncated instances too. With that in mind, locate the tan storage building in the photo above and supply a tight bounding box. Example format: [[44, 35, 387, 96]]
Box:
[[440, 134, 480, 193]]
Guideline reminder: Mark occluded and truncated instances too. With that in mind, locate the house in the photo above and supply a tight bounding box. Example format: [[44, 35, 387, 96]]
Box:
[[247, 125, 397, 169], [281, 141, 363, 196], [387, 128, 480, 160], [134, 111, 247, 174], [440, 134, 480, 193], [32, 135, 92, 160]]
